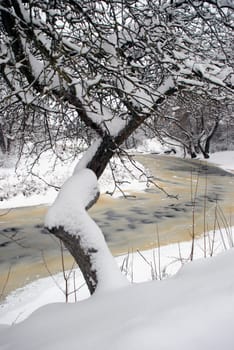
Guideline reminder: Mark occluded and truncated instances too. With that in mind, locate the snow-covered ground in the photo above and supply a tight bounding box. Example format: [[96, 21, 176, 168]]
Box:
[[0, 224, 233, 326], [208, 151, 234, 173], [1, 242, 234, 350], [0, 144, 150, 209], [0, 140, 234, 349]]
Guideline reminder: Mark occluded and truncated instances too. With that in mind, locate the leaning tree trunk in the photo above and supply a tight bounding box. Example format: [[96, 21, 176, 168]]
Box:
[[49, 226, 99, 294], [45, 167, 129, 295], [45, 115, 155, 294], [45, 109, 168, 294]]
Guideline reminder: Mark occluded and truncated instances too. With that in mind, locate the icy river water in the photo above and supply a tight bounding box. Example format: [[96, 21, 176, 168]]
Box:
[[0, 154, 233, 295]]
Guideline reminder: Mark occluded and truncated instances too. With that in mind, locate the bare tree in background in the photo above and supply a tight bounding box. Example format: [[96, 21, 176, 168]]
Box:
[[154, 91, 232, 158], [0, 0, 233, 293]]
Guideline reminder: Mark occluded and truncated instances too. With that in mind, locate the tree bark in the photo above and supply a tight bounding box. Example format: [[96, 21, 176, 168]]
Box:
[[0, 124, 7, 154], [204, 121, 219, 156], [49, 226, 98, 294]]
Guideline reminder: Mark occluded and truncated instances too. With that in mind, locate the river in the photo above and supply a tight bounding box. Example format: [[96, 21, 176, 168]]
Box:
[[0, 154, 233, 295]]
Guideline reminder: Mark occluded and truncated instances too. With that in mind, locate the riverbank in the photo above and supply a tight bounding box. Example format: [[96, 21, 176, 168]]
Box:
[[0, 145, 150, 210], [0, 147, 234, 325], [0, 223, 233, 325], [1, 152, 233, 298], [0, 140, 233, 210]]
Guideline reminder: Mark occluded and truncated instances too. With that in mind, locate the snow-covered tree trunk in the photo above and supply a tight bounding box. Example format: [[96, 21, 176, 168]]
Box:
[[45, 168, 128, 294]]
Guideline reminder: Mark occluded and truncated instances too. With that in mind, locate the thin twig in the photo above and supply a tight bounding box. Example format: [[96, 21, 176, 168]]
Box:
[[0, 265, 12, 300], [0, 208, 12, 217], [1, 231, 29, 249]]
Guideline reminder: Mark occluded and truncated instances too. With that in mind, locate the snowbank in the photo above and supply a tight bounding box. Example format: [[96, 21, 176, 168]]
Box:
[[1, 247, 234, 350], [0, 224, 232, 325], [208, 151, 234, 173]]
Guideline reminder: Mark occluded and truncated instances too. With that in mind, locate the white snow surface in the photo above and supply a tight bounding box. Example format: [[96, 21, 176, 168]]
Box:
[[208, 151, 234, 173], [0, 144, 147, 209], [72, 138, 101, 174], [0, 246, 234, 350], [45, 168, 100, 235]]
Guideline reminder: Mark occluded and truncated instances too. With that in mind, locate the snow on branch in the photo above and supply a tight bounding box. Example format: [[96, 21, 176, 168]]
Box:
[[45, 168, 128, 293], [184, 59, 234, 91]]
